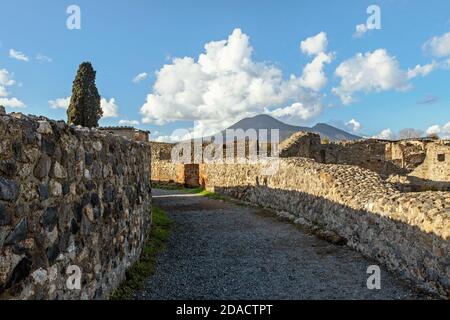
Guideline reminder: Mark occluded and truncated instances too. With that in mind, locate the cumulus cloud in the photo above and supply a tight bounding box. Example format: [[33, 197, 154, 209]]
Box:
[[100, 98, 119, 118], [426, 124, 441, 136], [140, 28, 329, 136], [353, 24, 368, 38], [48, 96, 119, 118], [9, 49, 29, 62], [0, 68, 25, 108], [345, 118, 361, 132], [0, 97, 25, 108], [270, 101, 322, 122], [407, 62, 437, 79], [119, 119, 140, 126], [132, 72, 148, 83], [426, 122, 450, 138], [299, 52, 333, 91], [333, 49, 412, 105], [300, 32, 328, 56], [153, 128, 196, 143], [49, 96, 70, 109], [372, 128, 395, 140], [423, 32, 450, 57]]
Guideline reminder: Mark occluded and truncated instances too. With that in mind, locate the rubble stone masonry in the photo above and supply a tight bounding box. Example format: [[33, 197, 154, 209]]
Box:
[[199, 159, 450, 298], [0, 112, 152, 299]]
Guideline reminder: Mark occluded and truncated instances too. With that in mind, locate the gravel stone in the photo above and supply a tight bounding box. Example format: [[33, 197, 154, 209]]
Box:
[[134, 189, 428, 300]]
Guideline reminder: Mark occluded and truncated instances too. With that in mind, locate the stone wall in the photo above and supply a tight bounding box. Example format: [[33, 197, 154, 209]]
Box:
[[199, 159, 450, 298], [149, 142, 180, 184], [0, 113, 152, 299], [410, 141, 450, 183], [100, 127, 150, 142]]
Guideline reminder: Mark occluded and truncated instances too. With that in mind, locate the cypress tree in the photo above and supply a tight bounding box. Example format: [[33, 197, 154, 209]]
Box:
[[67, 62, 102, 127]]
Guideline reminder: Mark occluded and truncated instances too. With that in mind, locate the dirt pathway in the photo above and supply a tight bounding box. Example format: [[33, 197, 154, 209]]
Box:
[[134, 188, 425, 300]]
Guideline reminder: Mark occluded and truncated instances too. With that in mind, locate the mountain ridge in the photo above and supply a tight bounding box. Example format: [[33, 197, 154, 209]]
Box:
[[222, 114, 361, 142]]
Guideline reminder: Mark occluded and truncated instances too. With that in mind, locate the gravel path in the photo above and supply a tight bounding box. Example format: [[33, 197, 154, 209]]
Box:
[[134, 188, 426, 300]]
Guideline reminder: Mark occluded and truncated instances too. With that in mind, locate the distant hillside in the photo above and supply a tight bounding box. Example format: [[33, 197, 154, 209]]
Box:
[[217, 114, 361, 142]]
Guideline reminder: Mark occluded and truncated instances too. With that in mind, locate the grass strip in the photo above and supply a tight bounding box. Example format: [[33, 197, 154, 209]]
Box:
[[110, 206, 172, 300]]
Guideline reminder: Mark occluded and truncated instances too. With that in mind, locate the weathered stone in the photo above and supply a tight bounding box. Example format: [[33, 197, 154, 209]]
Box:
[[90, 193, 100, 207], [0, 177, 19, 202], [103, 185, 115, 203], [62, 181, 69, 195], [46, 243, 60, 264], [5, 218, 27, 245], [51, 162, 67, 179], [37, 184, 49, 201], [49, 180, 62, 197], [37, 121, 53, 135], [31, 268, 48, 285], [0, 248, 23, 284], [0, 160, 17, 177], [85, 153, 94, 166], [41, 207, 58, 232], [41, 138, 56, 156], [0, 106, 5, 115], [69, 218, 79, 235], [0, 203, 11, 226], [34, 155, 51, 179]]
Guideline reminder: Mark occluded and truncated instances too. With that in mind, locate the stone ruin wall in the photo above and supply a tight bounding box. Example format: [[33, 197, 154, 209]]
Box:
[[199, 159, 450, 298], [149, 134, 449, 297], [409, 141, 450, 183], [0, 112, 152, 299], [280, 132, 450, 191]]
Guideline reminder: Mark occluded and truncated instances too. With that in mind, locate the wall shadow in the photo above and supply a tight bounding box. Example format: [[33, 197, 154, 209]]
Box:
[[211, 184, 449, 299]]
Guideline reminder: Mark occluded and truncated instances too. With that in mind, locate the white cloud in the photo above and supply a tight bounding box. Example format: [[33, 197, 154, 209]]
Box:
[[300, 32, 328, 56], [353, 24, 368, 38], [153, 128, 195, 143], [426, 124, 441, 136], [0, 97, 25, 108], [0, 86, 7, 97], [119, 119, 140, 126], [101, 98, 119, 118], [426, 122, 450, 139], [299, 52, 333, 91], [407, 62, 437, 79], [0, 68, 25, 108], [443, 122, 450, 139], [345, 118, 361, 132], [372, 128, 395, 140], [269, 101, 322, 122], [36, 54, 52, 63], [9, 49, 29, 62], [48, 96, 119, 118], [140, 28, 327, 135], [0, 69, 16, 87], [423, 32, 450, 57], [49, 96, 70, 109], [333, 49, 411, 105], [132, 72, 148, 83]]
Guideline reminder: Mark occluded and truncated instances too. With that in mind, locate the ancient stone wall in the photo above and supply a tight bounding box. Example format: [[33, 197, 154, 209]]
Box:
[[100, 127, 150, 142], [279, 132, 320, 158], [0, 113, 152, 299], [149, 142, 180, 184], [199, 159, 450, 298], [410, 141, 450, 183]]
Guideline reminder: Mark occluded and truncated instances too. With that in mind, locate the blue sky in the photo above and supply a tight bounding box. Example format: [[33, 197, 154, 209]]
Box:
[[1, 0, 450, 140]]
